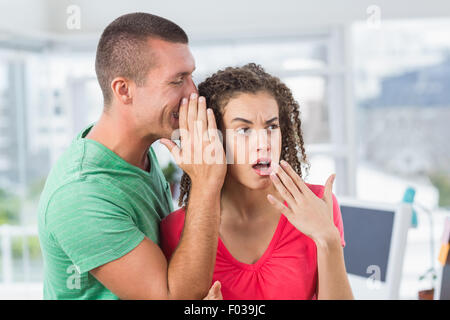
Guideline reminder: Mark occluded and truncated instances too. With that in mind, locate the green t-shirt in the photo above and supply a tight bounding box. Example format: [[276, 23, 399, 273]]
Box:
[[37, 124, 174, 299]]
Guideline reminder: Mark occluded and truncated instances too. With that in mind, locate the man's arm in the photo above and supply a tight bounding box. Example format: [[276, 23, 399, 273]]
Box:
[[90, 187, 220, 299], [166, 185, 221, 299], [90, 236, 174, 299], [91, 94, 226, 299]]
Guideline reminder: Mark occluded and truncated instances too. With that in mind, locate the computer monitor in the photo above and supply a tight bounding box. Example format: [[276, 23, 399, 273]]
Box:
[[338, 197, 413, 299], [435, 217, 450, 300], [435, 264, 450, 300]]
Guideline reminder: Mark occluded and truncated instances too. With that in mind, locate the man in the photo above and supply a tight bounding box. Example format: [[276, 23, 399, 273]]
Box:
[[37, 12, 226, 299]]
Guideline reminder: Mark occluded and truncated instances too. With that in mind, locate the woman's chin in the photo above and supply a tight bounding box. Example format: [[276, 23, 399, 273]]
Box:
[[241, 177, 272, 190], [228, 168, 273, 191]]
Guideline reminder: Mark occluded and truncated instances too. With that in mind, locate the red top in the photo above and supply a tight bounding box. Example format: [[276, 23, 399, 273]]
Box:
[[159, 183, 346, 300]]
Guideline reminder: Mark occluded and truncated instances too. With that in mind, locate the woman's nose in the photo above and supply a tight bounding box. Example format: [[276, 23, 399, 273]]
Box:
[[256, 130, 271, 153]]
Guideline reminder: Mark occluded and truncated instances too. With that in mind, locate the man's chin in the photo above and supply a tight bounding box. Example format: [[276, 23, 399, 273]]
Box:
[[161, 125, 179, 142], [162, 116, 179, 139]]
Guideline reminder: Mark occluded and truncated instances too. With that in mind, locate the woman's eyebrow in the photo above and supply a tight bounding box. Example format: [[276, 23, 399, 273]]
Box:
[[265, 117, 278, 124], [231, 116, 279, 124], [231, 117, 253, 124]]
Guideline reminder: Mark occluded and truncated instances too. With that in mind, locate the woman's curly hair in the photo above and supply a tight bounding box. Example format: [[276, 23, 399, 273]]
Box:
[[178, 63, 310, 207]]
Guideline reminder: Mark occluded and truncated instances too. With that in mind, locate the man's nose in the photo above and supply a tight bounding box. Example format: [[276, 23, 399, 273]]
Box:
[[184, 76, 198, 96]]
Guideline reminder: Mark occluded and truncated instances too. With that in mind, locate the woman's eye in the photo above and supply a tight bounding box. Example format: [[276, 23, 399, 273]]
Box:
[[268, 124, 279, 131], [236, 128, 251, 135]]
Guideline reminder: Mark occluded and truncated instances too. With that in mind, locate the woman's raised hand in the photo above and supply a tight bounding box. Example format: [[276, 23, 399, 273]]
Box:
[[267, 160, 340, 245]]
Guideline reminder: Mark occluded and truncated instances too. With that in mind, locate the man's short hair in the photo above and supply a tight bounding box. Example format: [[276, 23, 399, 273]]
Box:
[[95, 12, 188, 106]]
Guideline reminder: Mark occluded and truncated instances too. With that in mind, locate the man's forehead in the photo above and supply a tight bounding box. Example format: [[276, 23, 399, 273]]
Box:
[[168, 64, 196, 78], [147, 38, 196, 76]]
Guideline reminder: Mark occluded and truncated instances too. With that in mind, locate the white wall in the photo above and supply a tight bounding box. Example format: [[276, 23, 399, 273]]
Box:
[[0, 0, 49, 37], [1, 0, 450, 41]]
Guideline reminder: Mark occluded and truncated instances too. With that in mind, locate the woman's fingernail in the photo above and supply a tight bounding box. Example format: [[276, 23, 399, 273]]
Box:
[[280, 160, 287, 167], [190, 92, 197, 99], [182, 98, 187, 104]]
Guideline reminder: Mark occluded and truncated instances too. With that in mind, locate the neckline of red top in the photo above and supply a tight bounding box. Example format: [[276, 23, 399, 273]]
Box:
[[217, 213, 288, 271]]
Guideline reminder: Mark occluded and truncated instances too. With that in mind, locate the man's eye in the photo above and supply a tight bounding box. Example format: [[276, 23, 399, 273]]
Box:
[[171, 80, 183, 85], [236, 128, 251, 135]]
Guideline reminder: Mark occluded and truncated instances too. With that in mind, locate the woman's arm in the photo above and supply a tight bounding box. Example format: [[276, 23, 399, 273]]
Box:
[[266, 160, 353, 300], [315, 231, 354, 299]]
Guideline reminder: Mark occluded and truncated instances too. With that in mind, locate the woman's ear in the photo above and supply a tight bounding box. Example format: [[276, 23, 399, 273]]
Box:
[[110, 77, 133, 105]]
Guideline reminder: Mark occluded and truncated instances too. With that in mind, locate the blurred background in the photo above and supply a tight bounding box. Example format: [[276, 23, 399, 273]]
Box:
[[0, 0, 449, 299]]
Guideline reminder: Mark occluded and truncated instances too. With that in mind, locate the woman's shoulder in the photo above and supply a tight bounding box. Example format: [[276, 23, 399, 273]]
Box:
[[300, 182, 345, 247], [305, 181, 339, 201], [162, 207, 186, 227], [304, 182, 326, 198], [160, 207, 187, 238], [160, 207, 186, 258]]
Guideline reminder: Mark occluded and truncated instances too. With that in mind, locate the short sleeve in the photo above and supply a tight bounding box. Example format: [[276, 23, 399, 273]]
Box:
[[45, 181, 145, 274], [159, 208, 185, 261], [331, 193, 346, 248]]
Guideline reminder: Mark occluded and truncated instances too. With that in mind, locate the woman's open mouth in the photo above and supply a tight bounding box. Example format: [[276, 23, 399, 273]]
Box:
[[252, 158, 272, 176]]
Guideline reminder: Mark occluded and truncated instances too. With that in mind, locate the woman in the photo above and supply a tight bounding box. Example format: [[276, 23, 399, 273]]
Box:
[[160, 63, 353, 300]]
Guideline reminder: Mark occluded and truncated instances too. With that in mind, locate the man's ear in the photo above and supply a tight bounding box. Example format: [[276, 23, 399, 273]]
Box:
[[111, 77, 133, 105]]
